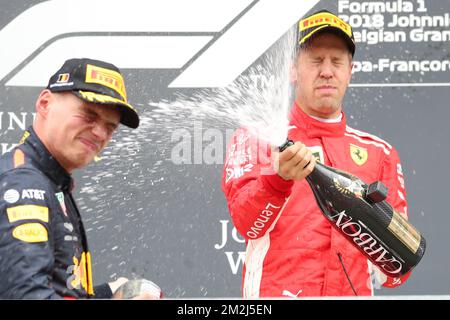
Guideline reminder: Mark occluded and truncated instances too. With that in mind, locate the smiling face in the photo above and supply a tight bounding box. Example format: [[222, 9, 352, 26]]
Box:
[[34, 90, 121, 173], [292, 32, 353, 119]]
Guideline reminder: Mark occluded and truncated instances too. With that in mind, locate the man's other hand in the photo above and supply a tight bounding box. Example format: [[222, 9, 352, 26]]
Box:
[[108, 277, 129, 295]]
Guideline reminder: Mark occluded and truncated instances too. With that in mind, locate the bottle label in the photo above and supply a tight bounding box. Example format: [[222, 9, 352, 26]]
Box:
[[330, 210, 403, 276], [388, 211, 421, 254]]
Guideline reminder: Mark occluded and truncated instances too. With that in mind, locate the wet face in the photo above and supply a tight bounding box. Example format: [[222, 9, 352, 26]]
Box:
[[36, 91, 121, 172], [292, 32, 353, 119]]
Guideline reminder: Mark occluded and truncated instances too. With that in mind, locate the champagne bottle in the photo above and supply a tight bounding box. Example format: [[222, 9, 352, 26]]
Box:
[[279, 139, 426, 278]]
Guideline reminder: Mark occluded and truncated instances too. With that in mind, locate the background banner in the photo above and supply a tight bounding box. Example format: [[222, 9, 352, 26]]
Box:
[[0, 0, 447, 297]]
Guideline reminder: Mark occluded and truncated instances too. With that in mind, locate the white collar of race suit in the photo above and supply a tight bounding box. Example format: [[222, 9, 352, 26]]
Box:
[[308, 113, 343, 123]]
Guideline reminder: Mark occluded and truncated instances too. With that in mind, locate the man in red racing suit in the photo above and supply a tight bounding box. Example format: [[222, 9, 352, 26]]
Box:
[[221, 10, 410, 297]]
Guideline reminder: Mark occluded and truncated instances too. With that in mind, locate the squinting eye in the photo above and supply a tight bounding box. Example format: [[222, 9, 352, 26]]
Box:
[[84, 116, 95, 124]]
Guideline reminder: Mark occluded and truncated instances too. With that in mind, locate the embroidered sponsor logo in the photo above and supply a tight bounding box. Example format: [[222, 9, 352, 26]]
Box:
[[246, 202, 281, 239], [3, 189, 20, 204], [49, 73, 74, 88], [282, 289, 303, 298], [63, 222, 78, 241], [7, 205, 49, 223], [225, 164, 254, 183], [300, 12, 352, 38], [350, 143, 368, 166], [64, 235, 79, 242], [22, 189, 46, 201], [12, 222, 48, 243], [66, 252, 94, 295], [18, 131, 30, 145], [64, 222, 74, 232], [3, 188, 47, 203], [57, 73, 70, 83], [85, 64, 127, 100], [55, 192, 68, 216]]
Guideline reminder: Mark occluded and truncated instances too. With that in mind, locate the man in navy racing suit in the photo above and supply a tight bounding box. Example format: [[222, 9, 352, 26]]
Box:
[[0, 58, 150, 299]]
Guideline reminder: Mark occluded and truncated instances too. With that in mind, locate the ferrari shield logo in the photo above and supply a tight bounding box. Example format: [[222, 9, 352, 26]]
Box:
[[350, 144, 368, 166]]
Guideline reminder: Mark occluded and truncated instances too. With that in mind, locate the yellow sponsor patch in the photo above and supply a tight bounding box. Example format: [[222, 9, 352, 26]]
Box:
[[12, 223, 48, 243], [69, 252, 94, 295], [350, 144, 368, 166], [7, 205, 49, 223], [300, 12, 352, 38], [18, 130, 30, 145], [85, 64, 127, 101], [13, 149, 25, 168], [78, 91, 134, 111]]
